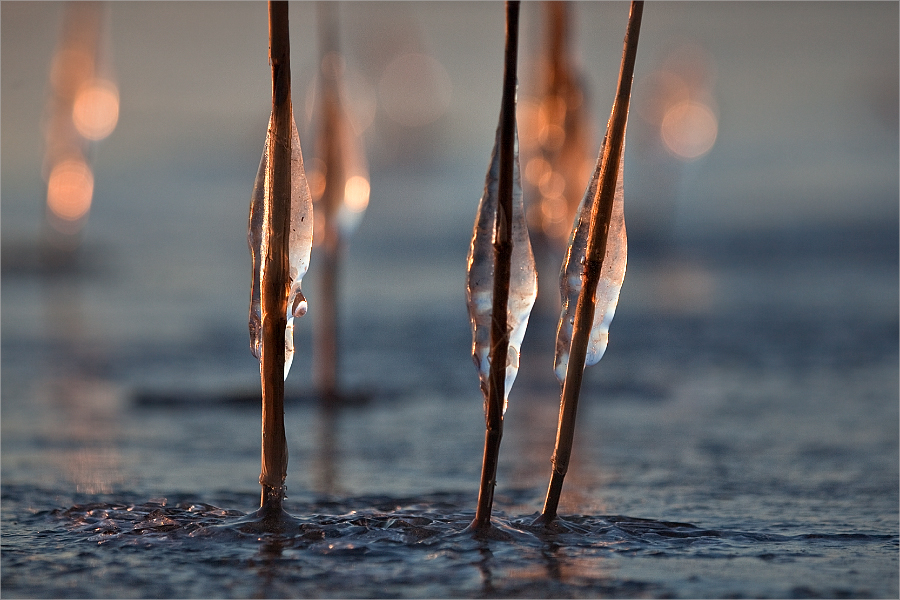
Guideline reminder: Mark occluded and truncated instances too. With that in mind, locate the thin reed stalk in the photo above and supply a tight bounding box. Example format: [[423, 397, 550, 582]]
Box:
[[472, 0, 520, 532], [259, 0, 292, 514], [539, 0, 643, 524]]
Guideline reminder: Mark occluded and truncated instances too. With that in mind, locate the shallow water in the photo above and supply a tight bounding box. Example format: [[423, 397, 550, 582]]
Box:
[[3, 179, 898, 598], [4, 487, 897, 599]]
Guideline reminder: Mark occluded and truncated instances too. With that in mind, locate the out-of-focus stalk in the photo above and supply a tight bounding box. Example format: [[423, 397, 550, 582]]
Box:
[[311, 1, 370, 403], [42, 1, 118, 259], [524, 1, 594, 250]]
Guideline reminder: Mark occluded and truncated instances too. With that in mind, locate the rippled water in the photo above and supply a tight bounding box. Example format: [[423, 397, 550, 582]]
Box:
[[2, 177, 898, 598], [4, 481, 898, 599]]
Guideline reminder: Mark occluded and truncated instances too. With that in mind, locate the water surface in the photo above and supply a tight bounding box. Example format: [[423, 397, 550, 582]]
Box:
[[3, 197, 897, 597]]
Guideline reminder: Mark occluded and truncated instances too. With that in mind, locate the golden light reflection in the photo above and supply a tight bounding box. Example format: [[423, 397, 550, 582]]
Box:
[[311, 2, 371, 399], [636, 41, 719, 161], [343, 175, 370, 213], [46, 158, 94, 222], [660, 100, 718, 159], [42, 1, 117, 245], [40, 377, 127, 495], [72, 78, 119, 140], [538, 168, 566, 200]]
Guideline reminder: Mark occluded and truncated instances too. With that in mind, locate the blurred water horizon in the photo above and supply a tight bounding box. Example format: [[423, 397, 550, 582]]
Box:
[[3, 2, 898, 235]]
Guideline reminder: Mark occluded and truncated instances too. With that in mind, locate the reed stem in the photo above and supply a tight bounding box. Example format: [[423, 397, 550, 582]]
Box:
[[472, 0, 520, 532], [314, 1, 342, 403], [259, 0, 291, 513], [539, 0, 643, 524]]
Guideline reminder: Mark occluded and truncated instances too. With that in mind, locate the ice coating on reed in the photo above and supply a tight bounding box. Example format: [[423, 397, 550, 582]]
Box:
[[554, 134, 627, 384], [248, 110, 314, 379], [466, 124, 538, 412]]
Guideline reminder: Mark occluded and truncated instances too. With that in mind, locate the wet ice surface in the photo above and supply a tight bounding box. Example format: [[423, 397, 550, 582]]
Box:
[[3, 485, 897, 599], [2, 164, 898, 598]]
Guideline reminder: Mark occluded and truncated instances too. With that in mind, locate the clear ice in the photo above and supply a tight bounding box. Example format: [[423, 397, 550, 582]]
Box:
[[554, 133, 627, 384], [248, 108, 314, 379], [466, 123, 538, 413]]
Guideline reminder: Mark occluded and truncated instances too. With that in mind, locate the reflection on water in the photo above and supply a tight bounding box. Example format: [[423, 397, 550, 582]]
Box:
[[38, 378, 125, 495], [314, 403, 340, 496], [37, 267, 126, 494]]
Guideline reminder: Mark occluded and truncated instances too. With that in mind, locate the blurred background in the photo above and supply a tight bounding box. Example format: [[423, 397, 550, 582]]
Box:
[[1, 1, 897, 504]]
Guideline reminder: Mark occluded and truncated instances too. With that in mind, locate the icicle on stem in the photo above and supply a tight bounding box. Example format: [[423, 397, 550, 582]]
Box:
[[539, 0, 643, 525], [471, 0, 521, 533], [259, 0, 292, 514]]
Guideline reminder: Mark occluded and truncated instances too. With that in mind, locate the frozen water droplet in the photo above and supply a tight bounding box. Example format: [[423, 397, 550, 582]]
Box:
[[292, 290, 308, 319]]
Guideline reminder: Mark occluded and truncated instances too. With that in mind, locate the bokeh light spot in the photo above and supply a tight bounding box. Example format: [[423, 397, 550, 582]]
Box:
[[660, 101, 718, 160], [72, 79, 119, 141], [47, 158, 94, 221], [344, 175, 370, 213]]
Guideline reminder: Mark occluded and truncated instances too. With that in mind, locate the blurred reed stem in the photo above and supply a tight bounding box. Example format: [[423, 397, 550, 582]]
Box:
[[314, 1, 342, 403], [540, 0, 643, 525]]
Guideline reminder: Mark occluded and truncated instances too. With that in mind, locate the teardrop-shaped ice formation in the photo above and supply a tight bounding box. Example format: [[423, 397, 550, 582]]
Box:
[[553, 133, 627, 384], [248, 108, 314, 379], [466, 123, 538, 413]]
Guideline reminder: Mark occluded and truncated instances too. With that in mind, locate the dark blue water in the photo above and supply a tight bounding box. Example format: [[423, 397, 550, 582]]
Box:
[[4, 486, 896, 599], [2, 159, 898, 597]]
